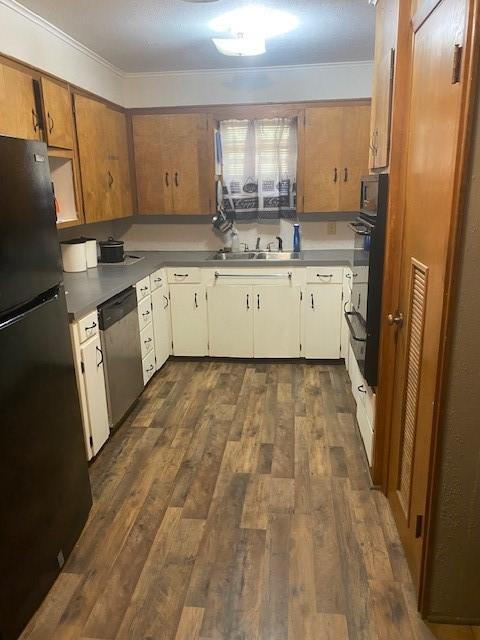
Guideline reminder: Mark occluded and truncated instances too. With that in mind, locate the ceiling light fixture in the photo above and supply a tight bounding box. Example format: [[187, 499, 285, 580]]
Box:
[[209, 5, 299, 39], [212, 34, 266, 57]]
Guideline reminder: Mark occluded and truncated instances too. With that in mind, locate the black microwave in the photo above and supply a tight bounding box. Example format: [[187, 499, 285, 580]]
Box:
[[346, 174, 389, 387]]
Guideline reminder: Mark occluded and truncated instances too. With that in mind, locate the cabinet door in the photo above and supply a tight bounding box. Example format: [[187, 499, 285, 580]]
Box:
[[80, 335, 110, 457], [304, 285, 343, 359], [40, 77, 74, 149], [74, 94, 109, 222], [254, 286, 301, 358], [170, 114, 212, 215], [0, 63, 41, 140], [207, 285, 253, 357], [340, 270, 352, 363], [303, 107, 342, 212], [105, 108, 133, 218], [132, 114, 174, 214], [170, 284, 208, 356], [151, 287, 172, 370], [338, 105, 371, 211]]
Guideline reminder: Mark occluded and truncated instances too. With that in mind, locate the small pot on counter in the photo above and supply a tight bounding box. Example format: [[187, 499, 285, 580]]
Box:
[[99, 237, 125, 263]]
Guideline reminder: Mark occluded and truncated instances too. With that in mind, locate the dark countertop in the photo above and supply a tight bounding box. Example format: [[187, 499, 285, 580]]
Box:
[[63, 249, 356, 319]]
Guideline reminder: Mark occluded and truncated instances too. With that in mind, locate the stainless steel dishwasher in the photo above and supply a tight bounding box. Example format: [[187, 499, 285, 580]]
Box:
[[98, 287, 144, 429]]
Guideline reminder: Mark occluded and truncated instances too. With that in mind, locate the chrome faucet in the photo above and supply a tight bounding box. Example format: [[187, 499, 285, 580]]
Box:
[[255, 237, 261, 251]]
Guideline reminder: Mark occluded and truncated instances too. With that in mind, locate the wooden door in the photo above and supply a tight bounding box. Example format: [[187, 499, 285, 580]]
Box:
[[253, 285, 301, 358], [387, 0, 468, 587], [0, 63, 41, 140], [40, 77, 74, 149], [133, 114, 174, 214], [303, 107, 342, 212], [74, 94, 109, 223], [207, 285, 254, 357], [304, 285, 343, 359], [80, 335, 110, 457], [151, 287, 172, 370], [338, 105, 371, 211], [105, 108, 133, 218], [170, 284, 208, 356], [170, 114, 212, 215]]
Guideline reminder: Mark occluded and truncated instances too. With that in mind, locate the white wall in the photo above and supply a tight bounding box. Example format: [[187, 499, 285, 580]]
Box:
[[123, 61, 373, 108], [0, 0, 124, 104]]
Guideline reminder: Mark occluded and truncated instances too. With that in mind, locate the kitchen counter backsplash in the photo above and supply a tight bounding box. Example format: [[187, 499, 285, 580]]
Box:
[[58, 216, 355, 253]]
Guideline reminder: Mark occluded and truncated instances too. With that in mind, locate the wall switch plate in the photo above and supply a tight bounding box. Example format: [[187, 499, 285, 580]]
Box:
[[327, 222, 337, 235]]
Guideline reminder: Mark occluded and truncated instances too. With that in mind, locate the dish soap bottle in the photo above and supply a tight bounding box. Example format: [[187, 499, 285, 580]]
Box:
[[293, 224, 301, 252]]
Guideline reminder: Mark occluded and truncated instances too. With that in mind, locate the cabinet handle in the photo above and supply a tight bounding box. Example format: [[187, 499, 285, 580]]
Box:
[[165, 172, 170, 187], [333, 167, 338, 183], [47, 112, 54, 134], [96, 345, 104, 368], [174, 273, 188, 279], [140, 286, 149, 292], [174, 172, 179, 187], [154, 277, 162, 283], [146, 364, 154, 373], [344, 168, 348, 182], [257, 294, 260, 310], [163, 294, 169, 309], [84, 321, 97, 331], [246, 294, 250, 310], [194, 292, 198, 308], [317, 273, 333, 279], [311, 293, 315, 310], [108, 170, 114, 187], [358, 385, 367, 394], [142, 310, 150, 317], [144, 337, 153, 345]]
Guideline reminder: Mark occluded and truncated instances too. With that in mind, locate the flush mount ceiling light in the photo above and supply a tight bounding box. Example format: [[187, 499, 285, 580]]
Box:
[[209, 4, 299, 39], [212, 34, 266, 57]]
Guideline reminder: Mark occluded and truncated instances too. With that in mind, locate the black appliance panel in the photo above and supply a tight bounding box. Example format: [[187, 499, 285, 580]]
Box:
[[0, 288, 92, 640], [0, 137, 62, 317]]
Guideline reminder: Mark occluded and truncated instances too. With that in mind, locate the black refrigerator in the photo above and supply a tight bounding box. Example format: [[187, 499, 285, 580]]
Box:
[[0, 137, 92, 640]]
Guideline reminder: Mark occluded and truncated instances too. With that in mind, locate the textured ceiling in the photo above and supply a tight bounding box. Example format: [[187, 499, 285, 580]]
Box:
[[19, 0, 376, 73]]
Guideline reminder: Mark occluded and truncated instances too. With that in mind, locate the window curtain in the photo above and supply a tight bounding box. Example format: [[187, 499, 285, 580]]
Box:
[[220, 117, 297, 221]]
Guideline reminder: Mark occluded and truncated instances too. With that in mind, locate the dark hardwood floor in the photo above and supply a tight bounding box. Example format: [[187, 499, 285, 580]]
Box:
[[20, 360, 479, 640]]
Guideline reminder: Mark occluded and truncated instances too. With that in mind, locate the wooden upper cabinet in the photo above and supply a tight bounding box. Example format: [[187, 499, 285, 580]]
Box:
[[303, 104, 370, 213], [40, 77, 74, 149], [133, 113, 214, 215], [369, 0, 399, 170], [0, 63, 41, 141], [74, 94, 132, 223]]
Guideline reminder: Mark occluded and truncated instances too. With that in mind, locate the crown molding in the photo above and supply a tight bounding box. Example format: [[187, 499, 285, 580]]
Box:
[[124, 60, 374, 80], [0, 0, 124, 77]]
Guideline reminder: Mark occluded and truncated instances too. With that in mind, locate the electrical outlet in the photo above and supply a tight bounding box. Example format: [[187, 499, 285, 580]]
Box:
[[327, 222, 337, 235]]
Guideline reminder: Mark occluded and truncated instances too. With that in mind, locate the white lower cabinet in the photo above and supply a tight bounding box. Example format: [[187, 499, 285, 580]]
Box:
[[254, 285, 301, 358], [207, 285, 254, 357], [70, 316, 109, 461], [170, 284, 208, 356], [341, 268, 352, 364], [303, 284, 342, 359], [142, 348, 156, 385], [151, 287, 172, 370]]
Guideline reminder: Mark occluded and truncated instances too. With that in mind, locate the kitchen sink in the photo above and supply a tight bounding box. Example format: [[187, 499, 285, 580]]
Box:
[[209, 251, 301, 261]]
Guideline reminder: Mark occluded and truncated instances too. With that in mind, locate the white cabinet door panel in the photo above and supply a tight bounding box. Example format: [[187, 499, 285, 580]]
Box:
[[304, 284, 342, 359], [170, 284, 208, 356], [207, 285, 253, 357], [151, 287, 172, 370], [254, 285, 301, 358], [80, 335, 109, 457]]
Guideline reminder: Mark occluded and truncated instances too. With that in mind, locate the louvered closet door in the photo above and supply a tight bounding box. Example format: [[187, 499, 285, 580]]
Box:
[[386, 0, 468, 589]]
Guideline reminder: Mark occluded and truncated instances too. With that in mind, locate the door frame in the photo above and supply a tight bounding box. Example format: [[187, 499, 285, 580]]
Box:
[[371, 0, 479, 612]]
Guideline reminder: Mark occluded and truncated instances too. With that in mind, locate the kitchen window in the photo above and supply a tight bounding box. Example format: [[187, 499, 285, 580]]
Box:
[[219, 117, 297, 220]]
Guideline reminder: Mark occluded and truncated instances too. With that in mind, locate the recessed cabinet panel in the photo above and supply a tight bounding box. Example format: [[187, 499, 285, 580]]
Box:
[[80, 335, 109, 457], [303, 285, 342, 359], [254, 285, 301, 358], [170, 284, 208, 356], [151, 287, 172, 370], [208, 285, 254, 357], [41, 77, 74, 149]]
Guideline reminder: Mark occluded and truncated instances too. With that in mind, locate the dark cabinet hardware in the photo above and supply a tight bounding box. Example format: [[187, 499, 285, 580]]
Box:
[[333, 167, 338, 183], [163, 295, 169, 309], [194, 292, 198, 308], [344, 167, 348, 182], [140, 286, 149, 292], [246, 294, 250, 310], [165, 172, 170, 187], [96, 346, 104, 368], [174, 273, 188, 278], [257, 294, 260, 310], [175, 172, 179, 187], [47, 112, 54, 133], [144, 337, 153, 345], [415, 514, 423, 538], [108, 170, 114, 187], [146, 364, 154, 373], [317, 273, 333, 279], [357, 385, 367, 394], [85, 321, 97, 331], [142, 310, 150, 317], [311, 293, 315, 309]]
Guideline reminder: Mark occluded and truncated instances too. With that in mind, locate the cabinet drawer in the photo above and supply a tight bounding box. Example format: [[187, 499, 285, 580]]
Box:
[[167, 267, 201, 284], [138, 296, 152, 329], [150, 268, 166, 291], [306, 266, 343, 284], [136, 276, 151, 300], [77, 310, 99, 343], [142, 349, 156, 385], [140, 323, 155, 359]]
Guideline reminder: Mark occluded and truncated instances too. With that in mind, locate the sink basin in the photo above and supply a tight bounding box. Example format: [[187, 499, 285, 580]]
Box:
[[209, 251, 301, 261], [210, 252, 258, 260], [255, 252, 301, 260]]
